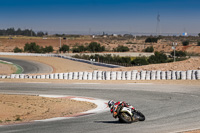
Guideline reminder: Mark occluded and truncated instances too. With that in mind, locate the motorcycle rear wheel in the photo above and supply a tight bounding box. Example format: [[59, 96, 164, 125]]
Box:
[[118, 112, 132, 123]]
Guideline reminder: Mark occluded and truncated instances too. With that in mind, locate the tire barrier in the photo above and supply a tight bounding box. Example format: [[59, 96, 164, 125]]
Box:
[[1, 70, 200, 80]]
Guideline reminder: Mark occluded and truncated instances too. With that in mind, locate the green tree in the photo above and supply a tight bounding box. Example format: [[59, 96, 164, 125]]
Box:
[[198, 33, 200, 37], [182, 40, 189, 46]]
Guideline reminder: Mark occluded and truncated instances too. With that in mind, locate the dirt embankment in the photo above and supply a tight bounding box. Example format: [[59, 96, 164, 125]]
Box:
[[0, 94, 96, 124]]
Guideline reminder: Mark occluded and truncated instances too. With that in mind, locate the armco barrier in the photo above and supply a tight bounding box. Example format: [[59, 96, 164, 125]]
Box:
[[1, 70, 200, 80]]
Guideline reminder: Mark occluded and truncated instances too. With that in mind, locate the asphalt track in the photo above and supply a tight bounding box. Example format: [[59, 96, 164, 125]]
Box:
[[0, 57, 53, 74], [0, 82, 200, 133]]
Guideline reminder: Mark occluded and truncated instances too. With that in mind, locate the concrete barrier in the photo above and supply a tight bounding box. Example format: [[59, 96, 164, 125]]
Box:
[[186, 70, 192, 80], [41, 75, 45, 79], [68, 72, 73, 80], [172, 71, 176, 80], [161, 71, 166, 80], [117, 71, 122, 80], [83, 72, 88, 80], [156, 70, 161, 80], [105, 71, 111, 80], [192, 70, 197, 80], [146, 71, 151, 80], [126, 71, 131, 80], [58, 73, 64, 79], [46, 75, 50, 79], [197, 70, 200, 80], [180, 71, 186, 80], [64, 73, 68, 80], [136, 72, 141, 80], [97, 71, 103, 80], [176, 71, 180, 80], [54, 73, 59, 79], [92, 71, 97, 80], [73, 72, 78, 80], [78, 72, 83, 80], [122, 71, 126, 80], [141, 71, 146, 80], [111, 71, 117, 80], [151, 70, 156, 80], [131, 70, 137, 80], [166, 71, 172, 80], [88, 72, 92, 80]]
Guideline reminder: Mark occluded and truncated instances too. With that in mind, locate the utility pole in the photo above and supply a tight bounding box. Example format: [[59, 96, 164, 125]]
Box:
[[59, 37, 62, 53], [172, 42, 177, 62]]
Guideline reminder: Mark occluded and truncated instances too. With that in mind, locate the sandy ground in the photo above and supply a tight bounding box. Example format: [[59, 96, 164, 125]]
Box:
[[0, 63, 16, 75], [0, 94, 96, 124]]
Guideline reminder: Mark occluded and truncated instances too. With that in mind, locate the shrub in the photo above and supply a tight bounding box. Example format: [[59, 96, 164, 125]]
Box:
[[24, 42, 41, 53], [170, 50, 186, 57], [145, 37, 158, 43], [197, 41, 200, 46], [182, 40, 189, 46], [114, 45, 129, 52], [131, 56, 149, 66], [59, 45, 69, 53], [72, 45, 86, 53], [87, 42, 105, 52], [13, 47, 23, 53], [148, 51, 168, 64], [144, 46, 154, 52], [41, 46, 54, 53]]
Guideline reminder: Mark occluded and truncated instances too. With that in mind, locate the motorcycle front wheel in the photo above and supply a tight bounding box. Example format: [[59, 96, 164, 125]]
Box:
[[134, 110, 145, 121]]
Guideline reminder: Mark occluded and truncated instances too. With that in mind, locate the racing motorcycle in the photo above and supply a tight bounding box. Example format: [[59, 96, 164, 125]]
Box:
[[117, 106, 145, 123]]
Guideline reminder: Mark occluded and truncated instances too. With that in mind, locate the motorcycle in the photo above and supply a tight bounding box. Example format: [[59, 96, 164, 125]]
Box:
[[115, 106, 145, 123]]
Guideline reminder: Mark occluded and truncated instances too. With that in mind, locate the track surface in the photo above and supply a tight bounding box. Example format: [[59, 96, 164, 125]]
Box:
[[0, 83, 200, 133], [0, 57, 53, 74]]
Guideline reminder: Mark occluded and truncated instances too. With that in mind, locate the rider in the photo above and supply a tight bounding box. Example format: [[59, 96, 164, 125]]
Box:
[[108, 100, 135, 118]]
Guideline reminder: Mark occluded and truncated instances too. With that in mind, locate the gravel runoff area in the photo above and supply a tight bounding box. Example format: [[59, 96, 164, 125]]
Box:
[[0, 94, 96, 125]]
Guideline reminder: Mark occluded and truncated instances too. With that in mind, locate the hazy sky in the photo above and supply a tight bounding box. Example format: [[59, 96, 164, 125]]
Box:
[[0, 0, 199, 34]]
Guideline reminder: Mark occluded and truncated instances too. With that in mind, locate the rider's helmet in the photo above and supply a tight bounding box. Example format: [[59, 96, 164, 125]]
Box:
[[108, 100, 115, 108]]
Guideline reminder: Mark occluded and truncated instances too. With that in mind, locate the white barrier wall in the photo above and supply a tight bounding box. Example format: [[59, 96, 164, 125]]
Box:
[[1, 70, 200, 80]]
